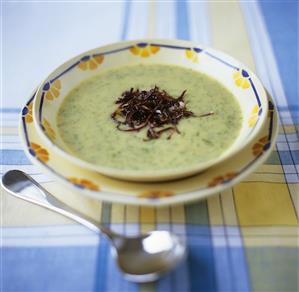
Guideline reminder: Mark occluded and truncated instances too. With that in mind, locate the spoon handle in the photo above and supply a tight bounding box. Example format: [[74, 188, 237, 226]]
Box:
[[1, 170, 117, 238]]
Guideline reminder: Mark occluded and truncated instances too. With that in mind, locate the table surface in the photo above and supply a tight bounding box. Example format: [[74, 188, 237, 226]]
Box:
[[2, 1, 298, 291]]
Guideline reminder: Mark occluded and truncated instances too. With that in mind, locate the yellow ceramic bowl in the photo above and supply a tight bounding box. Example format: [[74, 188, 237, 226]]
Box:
[[33, 39, 268, 182]]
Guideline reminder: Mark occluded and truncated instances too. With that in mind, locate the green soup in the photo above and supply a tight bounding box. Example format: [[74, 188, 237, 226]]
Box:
[[57, 64, 242, 171]]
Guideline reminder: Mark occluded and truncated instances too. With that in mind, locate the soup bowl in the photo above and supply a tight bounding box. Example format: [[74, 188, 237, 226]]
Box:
[[33, 39, 268, 182]]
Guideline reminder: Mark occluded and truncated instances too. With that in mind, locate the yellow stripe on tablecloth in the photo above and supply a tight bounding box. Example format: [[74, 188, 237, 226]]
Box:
[[242, 226, 299, 236], [209, 0, 256, 71], [243, 236, 299, 247], [140, 206, 156, 233], [254, 164, 284, 174], [171, 205, 185, 224], [2, 182, 103, 226], [244, 173, 287, 183], [2, 188, 72, 226], [46, 182, 103, 222], [156, 206, 171, 223], [125, 205, 139, 223], [234, 182, 298, 226], [207, 194, 224, 225], [111, 203, 125, 224]]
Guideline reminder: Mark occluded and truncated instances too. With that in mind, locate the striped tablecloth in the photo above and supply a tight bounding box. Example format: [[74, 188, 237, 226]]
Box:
[[2, 1, 298, 291]]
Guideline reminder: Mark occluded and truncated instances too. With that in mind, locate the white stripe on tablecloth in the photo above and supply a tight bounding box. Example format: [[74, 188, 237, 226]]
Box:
[[3, 235, 100, 247], [240, 1, 289, 109], [3, 225, 93, 238], [2, 120, 19, 127], [126, 1, 149, 40], [2, 224, 137, 246], [1, 143, 23, 150], [1, 165, 41, 174], [1, 166, 51, 183], [1, 135, 22, 145], [2, 225, 99, 246], [155, 0, 176, 39], [188, 0, 211, 45], [1, 111, 20, 117]]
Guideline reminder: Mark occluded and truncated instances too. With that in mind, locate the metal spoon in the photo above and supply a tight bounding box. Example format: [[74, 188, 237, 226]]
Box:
[[1, 170, 186, 283]]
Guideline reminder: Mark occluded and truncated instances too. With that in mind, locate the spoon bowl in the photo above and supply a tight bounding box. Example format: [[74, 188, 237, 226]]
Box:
[[1, 170, 186, 282], [114, 231, 186, 282]]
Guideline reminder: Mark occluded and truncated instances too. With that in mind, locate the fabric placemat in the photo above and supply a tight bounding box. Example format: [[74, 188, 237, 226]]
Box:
[[2, 1, 298, 291]]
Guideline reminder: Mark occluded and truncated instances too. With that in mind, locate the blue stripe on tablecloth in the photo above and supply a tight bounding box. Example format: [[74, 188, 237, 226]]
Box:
[[186, 230, 217, 291], [211, 225, 251, 292], [293, 151, 299, 164], [210, 227, 234, 292], [280, 150, 296, 165], [176, 0, 190, 40], [278, 105, 299, 112], [229, 248, 251, 292], [157, 256, 190, 292], [259, 1, 298, 111], [2, 246, 100, 291], [0, 150, 31, 165], [184, 206, 217, 291], [0, 108, 20, 113], [93, 238, 110, 292], [212, 247, 233, 291]]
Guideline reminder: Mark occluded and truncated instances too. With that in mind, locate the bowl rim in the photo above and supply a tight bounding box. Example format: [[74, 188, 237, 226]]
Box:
[[32, 38, 269, 182]]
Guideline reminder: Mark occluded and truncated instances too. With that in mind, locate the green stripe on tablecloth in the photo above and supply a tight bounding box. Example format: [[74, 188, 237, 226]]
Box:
[[266, 151, 283, 164], [246, 247, 298, 292], [185, 201, 210, 224], [140, 283, 156, 292], [101, 202, 112, 226]]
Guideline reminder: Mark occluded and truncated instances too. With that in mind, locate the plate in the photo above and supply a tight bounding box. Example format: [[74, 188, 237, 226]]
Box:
[[20, 91, 278, 206]]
